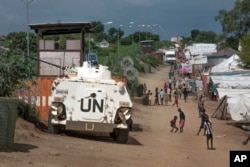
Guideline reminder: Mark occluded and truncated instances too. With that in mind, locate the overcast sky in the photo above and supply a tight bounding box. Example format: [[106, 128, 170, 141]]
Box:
[[1, 0, 235, 40]]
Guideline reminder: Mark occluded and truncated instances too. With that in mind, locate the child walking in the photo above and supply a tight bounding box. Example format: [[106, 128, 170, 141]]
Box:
[[170, 116, 179, 133], [204, 118, 215, 150], [172, 89, 179, 107], [164, 89, 169, 105], [148, 92, 152, 105]]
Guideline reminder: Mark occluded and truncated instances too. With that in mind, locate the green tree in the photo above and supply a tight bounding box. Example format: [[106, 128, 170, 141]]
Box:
[[5, 32, 37, 54], [194, 31, 218, 43], [191, 29, 200, 40], [215, 0, 250, 67], [0, 50, 36, 96], [91, 21, 105, 33], [215, 0, 250, 45], [239, 33, 250, 69], [107, 27, 117, 36], [182, 30, 218, 45]]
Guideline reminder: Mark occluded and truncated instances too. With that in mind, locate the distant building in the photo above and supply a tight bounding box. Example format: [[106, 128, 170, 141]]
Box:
[[185, 43, 217, 56], [171, 36, 182, 43], [96, 39, 109, 48], [207, 47, 239, 66], [141, 40, 154, 54]]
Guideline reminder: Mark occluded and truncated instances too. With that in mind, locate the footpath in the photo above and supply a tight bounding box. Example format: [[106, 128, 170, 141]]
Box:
[[132, 63, 249, 167]]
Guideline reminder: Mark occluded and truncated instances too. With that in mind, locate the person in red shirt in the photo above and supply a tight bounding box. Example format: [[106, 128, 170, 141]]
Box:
[[170, 116, 179, 133]]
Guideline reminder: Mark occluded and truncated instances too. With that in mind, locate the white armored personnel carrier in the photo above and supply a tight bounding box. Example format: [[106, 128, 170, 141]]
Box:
[[48, 61, 133, 143], [28, 22, 133, 143]]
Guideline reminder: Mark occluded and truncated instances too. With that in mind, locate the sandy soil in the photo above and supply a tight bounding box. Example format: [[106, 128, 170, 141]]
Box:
[[0, 64, 249, 167]]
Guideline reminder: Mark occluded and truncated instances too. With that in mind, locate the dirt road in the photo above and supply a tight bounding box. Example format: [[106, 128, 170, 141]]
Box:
[[0, 64, 249, 167]]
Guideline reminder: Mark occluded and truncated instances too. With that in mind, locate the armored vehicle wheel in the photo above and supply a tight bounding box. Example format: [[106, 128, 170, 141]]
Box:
[[47, 110, 65, 134], [48, 111, 54, 133], [126, 118, 133, 131], [109, 132, 117, 141], [116, 129, 129, 144]]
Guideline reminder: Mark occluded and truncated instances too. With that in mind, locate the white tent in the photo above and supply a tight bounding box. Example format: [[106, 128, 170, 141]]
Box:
[[211, 54, 246, 73], [189, 54, 207, 64], [210, 75, 250, 89], [227, 95, 250, 121], [217, 88, 250, 99], [214, 88, 250, 121], [210, 54, 250, 88], [186, 43, 217, 56]]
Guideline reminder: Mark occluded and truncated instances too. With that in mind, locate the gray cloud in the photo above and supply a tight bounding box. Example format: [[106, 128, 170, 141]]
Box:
[[0, 0, 235, 40]]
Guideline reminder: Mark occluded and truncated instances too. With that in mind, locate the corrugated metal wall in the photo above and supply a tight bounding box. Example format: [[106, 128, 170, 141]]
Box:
[[37, 77, 55, 118], [16, 77, 54, 119], [32, 77, 55, 118]]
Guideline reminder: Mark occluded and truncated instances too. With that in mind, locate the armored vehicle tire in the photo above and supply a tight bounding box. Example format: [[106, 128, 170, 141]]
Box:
[[126, 118, 133, 131], [116, 129, 129, 144], [48, 111, 54, 133], [47, 111, 65, 134], [109, 132, 117, 141]]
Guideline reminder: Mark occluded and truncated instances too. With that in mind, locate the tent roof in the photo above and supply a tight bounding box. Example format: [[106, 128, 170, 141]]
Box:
[[216, 88, 250, 121], [186, 43, 217, 56], [210, 54, 248, 73], [29, 22, 92, 36], [217, 88, 250, 99], [209, 47, 239, 57], [210, 75, 250, 89]]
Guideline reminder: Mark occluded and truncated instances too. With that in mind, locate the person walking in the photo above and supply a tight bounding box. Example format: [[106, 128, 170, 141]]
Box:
[[159, 89, 165, 105], [204, 118, 215, 150], [148, 91, 152, 106], [196, 108, 208, 135], [173, 77, 177, 89], [154, 87, 160, 105], [164, 82, 168, 93], [164, 89, 169, 106], [178, 86, 182, 99], [198, 95, 205, 117], [168, 77, 172, 90], [183, 86, 188, 103], [170, 116, 179, 133], [143, 83, 147, 95], [168, 87, 172, 102], [172, 89, 179, 107], [146, 90, 151, 105], [178, 108, 185, 133]]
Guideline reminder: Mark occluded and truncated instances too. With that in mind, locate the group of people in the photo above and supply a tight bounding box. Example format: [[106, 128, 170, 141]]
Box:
[[170, 66, 215, 150], [196, 95, 215, 150], [169, 94, 215, 150], [145, 79, 189, 107], [170, 108, 186, 133]]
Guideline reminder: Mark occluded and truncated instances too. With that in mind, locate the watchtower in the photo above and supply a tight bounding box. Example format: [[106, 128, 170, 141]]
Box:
[[28, 22, 92, 117], [30, 22, 92, 76]]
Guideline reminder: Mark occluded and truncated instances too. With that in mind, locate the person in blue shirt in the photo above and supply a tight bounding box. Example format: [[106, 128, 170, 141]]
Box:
[[196, 108, 208, 135]]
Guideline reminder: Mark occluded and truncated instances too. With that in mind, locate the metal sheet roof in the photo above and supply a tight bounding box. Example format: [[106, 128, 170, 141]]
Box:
[[29, 22, 92, 36]]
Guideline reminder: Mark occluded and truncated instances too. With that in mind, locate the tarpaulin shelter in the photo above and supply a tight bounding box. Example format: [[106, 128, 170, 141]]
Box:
[[212, 91, 250, 121]]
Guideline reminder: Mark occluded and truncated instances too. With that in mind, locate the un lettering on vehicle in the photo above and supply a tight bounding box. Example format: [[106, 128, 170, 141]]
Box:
[[80, 98, 104, 113]]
